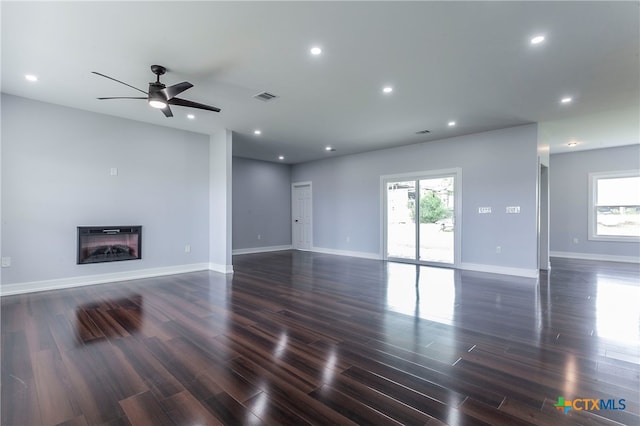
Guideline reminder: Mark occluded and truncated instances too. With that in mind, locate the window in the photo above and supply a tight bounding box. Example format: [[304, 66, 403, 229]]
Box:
[[589, 170, 640, 241]]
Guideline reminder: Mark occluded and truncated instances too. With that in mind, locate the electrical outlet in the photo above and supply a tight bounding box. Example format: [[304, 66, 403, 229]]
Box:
[[184, 244, 191, 253], [346, 236, 351, 243], [110, 167, 118, 176], [496, 246, 501, 254], [1, 257, 11, 267], [573, 237, 579, 244], [257, 234, 261, 240]]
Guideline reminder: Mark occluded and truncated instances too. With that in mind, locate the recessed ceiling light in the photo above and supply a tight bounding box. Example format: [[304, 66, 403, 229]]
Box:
[[310, 46, 322, 55], [25, 74, 38, 82], [278, 155, 285, 160], [254, 129, 262, 135], [448, 121, 456, 127], [567, 141, 578, 147], [560, 97, 573, 104], [187, 114, 195, 119], [382, 86, 393, 94], [530, 35, 545, 45]]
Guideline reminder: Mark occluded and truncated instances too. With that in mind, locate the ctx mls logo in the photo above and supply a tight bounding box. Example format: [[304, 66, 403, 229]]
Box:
[[554, 396, 626, 414]]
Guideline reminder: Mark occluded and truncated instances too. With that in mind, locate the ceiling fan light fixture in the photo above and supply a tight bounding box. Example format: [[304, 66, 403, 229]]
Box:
[[149, 99, 167, 109], [530, 34, 545, 45]]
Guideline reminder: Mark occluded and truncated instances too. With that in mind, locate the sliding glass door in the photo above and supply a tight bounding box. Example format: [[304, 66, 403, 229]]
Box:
[[418, 177, 455, 263], [384, 170, 459, 266], [386, 181, 416, 259]]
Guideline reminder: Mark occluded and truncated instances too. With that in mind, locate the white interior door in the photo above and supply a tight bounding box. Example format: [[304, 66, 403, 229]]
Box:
[[292, 183, 312, 250]]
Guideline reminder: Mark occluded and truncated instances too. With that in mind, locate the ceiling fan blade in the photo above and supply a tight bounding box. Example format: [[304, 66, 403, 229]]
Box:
[[161, 82, 193, 100], [92, 72, 148, 95], [161, 105, 174, 118], [97, 97, 147, 100], [168, 97, 221, 113]]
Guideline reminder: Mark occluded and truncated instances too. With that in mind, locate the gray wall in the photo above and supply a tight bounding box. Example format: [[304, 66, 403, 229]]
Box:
[[550, 145, 640, 258], [232, 157, 292, 249], [292, 124, 539, 271], [1, 94, 210, 284]]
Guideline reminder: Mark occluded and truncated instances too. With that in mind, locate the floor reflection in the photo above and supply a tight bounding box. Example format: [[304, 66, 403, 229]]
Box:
[[385, 263, 457, 325], [76, 294, 143, 344], [384, 261, 547, 348], [383, 259, 640, 369], [596, 273, 640, 345]]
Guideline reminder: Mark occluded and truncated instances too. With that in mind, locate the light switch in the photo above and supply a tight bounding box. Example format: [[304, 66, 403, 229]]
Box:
[[110, 167, 118, 176]]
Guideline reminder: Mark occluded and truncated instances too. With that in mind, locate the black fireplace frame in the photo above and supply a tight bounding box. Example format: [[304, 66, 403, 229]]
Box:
[[77, 226, 142, 265]]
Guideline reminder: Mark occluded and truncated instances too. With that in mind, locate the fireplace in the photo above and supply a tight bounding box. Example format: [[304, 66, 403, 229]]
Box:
[[77, 226, 142, 264]]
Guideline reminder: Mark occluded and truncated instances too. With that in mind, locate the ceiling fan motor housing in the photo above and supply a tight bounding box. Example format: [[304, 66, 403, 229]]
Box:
[[148, 82, 166, 97]]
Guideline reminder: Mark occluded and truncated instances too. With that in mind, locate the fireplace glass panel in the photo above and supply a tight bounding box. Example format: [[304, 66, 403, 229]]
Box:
[[77, 226, 142, 264]]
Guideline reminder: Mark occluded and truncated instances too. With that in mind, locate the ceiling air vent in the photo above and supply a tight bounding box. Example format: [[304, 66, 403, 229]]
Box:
[[254, 91, 278, 102], [415, 129, 431, 135]]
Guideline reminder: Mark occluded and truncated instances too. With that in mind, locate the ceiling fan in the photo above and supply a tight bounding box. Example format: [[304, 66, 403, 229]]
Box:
[[92, 65, 221, 117]]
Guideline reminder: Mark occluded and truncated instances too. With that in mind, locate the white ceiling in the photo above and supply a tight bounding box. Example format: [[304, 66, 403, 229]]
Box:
[[2, 1, 638, 163]]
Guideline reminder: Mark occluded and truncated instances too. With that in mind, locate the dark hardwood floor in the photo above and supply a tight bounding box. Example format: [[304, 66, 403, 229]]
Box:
[[2, 251, 639, 425]]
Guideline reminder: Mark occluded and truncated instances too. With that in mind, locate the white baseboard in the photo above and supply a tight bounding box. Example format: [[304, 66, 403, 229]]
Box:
[[307, 248, 537, 277], [459, 262, 539, 278], [0, 263, 220, 296], [550, 251, 640, 264], [209, 263, 234, 274], [311, 246, 382, 260], [232, 245, 293, 255]]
